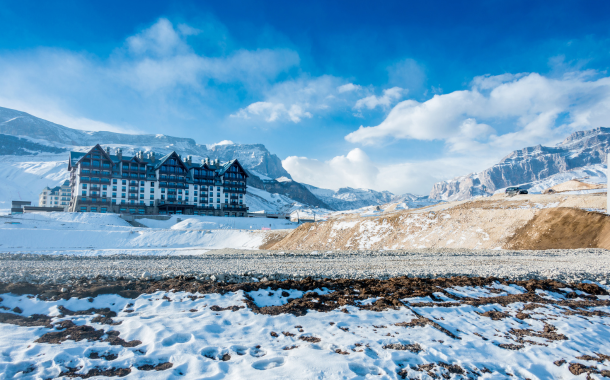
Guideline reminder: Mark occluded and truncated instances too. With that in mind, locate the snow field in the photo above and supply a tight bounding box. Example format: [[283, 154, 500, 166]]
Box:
[[1, 281, 609, 379], [0, 212, 292, 254]]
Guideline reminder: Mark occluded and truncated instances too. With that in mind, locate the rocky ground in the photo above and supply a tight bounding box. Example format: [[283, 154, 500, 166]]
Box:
[[1, 248, 609, 285]]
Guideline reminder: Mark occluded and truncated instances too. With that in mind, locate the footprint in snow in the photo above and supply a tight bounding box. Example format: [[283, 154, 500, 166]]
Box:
[[161, 333, 192, 347], [252, 357, 285, 370], [250, 346, 266, 358], [349, 363, 382, 376]]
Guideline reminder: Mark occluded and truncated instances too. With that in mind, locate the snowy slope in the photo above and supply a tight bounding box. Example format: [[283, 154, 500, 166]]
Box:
[[0, 153, 70, 211], [0, 212, 295, 254]]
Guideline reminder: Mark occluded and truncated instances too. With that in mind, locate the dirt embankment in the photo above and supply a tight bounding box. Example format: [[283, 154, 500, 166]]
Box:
[[506, 207, 610, 250], [269, 193, 609, 251]]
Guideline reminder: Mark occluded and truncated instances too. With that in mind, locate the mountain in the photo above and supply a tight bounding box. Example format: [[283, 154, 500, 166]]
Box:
[[303, 184, 395, 211], [430, 127, 610, 201], [0, 106, 290, 179]]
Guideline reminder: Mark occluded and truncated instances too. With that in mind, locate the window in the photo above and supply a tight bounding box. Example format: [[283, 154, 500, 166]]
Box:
[[82, 191, 87, 196], [121, 200, 126, 205], [140, 181, 145, 186], [161, 195, 165, 200], [80, 207, 87, 212], [100, 207, 107, 213], [150, 182, 154, 187], [129, 209, 136, 214], [150, 201, 154, 206], [102, 185, 107, 190], [138, 209, 145, 214], [113, 186, 117, 191], [113, 179, 117, 184], [122, 193, 126, 198], [102, 192, 107, 197], [185, 190, 189, 195], [140, 188, 144, 193], [139, 201, 144, 205], [178, 189, 182, 194], [112, 193, 117, 198], [122, 186, 126, 191], [91, 207, 97, 212], [82, 184, 87, 189], [122, 180, 126, 185], [194, 197, 197, 202], [120, 207, 126, 213], [178, 196, 182, 201], [149, 195, 154, 200], [140, 194, 144, 199]]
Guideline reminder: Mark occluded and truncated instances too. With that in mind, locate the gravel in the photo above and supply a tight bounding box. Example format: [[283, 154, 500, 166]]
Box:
[[1, 248, 609, 285]]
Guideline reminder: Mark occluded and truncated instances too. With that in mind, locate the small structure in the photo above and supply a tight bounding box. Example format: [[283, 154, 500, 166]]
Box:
[[23, 206, 65, 213], [39, 180, 71, 209], [10, 201, 31, 214]]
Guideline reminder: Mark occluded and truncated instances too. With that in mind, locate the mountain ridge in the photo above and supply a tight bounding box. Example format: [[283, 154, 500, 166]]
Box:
[[430, 127, 610, 201]]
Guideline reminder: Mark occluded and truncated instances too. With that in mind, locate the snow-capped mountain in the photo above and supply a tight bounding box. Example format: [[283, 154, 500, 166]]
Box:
[[303, 184, 395, 211], [0, 106, 291, 180], [430, 127, 610, 201]]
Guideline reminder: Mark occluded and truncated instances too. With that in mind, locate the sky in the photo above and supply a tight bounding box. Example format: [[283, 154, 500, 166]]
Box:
[[1, 1, 610, 194]]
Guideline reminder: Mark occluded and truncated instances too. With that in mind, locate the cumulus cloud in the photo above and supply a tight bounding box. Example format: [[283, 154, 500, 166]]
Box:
[[354, 87, 405, 110], [232, 102, 312, 123], [232, 76, 363, 123], [345, 72, 610, 155], [337, 83, 361, 93], [283, 148, 480, 194]]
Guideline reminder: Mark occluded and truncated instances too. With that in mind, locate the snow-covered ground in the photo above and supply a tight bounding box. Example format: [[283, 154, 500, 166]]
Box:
[[0, 212, 296, 255], [1, 281, 608, 379]]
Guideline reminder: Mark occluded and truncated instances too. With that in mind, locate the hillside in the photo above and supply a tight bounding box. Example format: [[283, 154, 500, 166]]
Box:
[[430, 127, 610, 201], [269, 191, 608, 251]]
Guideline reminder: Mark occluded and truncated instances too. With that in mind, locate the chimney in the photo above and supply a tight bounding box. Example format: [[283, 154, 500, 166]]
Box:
[[105, 147, 111, 155], [116, 148, 122, 160], [215, 158, 219, 165], [149, 152, 156, 163], [186, 155, 192, 164]]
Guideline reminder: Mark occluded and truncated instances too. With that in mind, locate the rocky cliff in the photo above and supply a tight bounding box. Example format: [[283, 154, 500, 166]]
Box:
[[430, 127, 610, 201]]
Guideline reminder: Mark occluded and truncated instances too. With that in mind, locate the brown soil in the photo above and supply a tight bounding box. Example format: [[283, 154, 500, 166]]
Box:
[[35, 320, 141, 347], [0, 312, 52, 327], [382, 343, 422, 353], [298, 335, 321, 343], [506, 207, 610, 250], [136, 362, 173, 371], [59, 367, 131, 378]]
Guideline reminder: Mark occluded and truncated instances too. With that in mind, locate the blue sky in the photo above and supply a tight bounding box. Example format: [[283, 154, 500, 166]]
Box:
[[1, 1, 610, 193]]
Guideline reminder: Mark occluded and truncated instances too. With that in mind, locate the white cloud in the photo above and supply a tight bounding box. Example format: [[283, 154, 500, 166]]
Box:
[[337, 83, 361, 93], [283, 148, 481, 194], [354, 87, 405, 110], [346, 72, 610, 156], [231, 102, 312, 123], [232, 76, 362, 123], [0, 18, 301, 132]]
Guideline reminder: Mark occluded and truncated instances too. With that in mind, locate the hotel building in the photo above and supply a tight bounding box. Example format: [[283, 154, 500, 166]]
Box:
[[67, 144, 248, 216]]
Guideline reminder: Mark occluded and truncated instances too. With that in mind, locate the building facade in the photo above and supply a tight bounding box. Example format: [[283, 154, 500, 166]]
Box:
[[67, 144, 249, 216], [39, 180, 71, 209]]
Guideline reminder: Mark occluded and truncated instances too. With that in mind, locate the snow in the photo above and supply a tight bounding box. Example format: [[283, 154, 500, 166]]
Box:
[[136, 215, 297, 230], [1, 283, 608, 379], [0, 212, 291, 255]]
